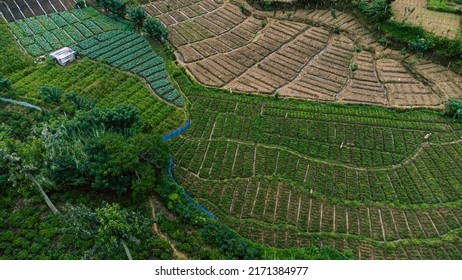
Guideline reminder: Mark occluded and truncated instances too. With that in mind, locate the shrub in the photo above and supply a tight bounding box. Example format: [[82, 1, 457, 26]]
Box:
[[334, 25, 341, 34], [39, 86, 63, 104], [330, 8, 337, 19], [239, 3, 250, 16], [408, 35, 432, 57], [351, 64, 359, 72], [445, 99, 462, 120], [0, 73, 12, 91], [75, 0, 85, 8]]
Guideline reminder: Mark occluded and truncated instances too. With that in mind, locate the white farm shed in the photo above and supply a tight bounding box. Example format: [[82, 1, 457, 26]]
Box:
[[49, 47, 76, 66]]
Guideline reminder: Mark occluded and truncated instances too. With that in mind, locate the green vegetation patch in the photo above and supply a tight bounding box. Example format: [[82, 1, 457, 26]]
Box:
[[427, 0, 461, 14], [76, 30, 185, 107], [7, 7, 133, 57]]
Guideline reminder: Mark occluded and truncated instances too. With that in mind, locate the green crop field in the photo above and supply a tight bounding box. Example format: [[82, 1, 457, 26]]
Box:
[[166, 73, 462, 259], [7, 8, 133, 57], [76, 31, 185, 107], [8, 58, 184, 134]]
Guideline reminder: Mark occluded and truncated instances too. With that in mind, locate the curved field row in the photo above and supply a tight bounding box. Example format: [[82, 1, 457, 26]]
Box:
[[203, 198, 462, 260], [176, 169, 462, 244], [340, 51, 387, 105], [146, 0, 462, 107]]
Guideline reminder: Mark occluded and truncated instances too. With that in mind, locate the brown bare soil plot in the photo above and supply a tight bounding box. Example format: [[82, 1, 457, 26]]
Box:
[[145, 0, 462, 107], [376, 59, 442, 107]]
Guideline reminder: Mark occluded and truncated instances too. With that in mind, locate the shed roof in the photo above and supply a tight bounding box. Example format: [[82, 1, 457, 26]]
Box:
[[50, 47, 75, 60]]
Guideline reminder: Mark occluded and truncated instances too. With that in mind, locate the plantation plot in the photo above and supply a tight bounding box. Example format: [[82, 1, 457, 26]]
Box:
[[10, 58, 184, 133], [76, 30, 185, 107], [0, 0, 92, 22], [166, 88, 462, 259], [7, 7, 130, 56]]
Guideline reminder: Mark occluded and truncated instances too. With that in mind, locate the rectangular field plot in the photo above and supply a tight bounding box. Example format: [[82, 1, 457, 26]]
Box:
[[7, 7, 131, 57]]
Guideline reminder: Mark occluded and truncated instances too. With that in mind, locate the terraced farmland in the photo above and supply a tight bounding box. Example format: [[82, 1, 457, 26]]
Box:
[[167, 85, 462, 259], [7, 7, 131, 56], [145, 0, 462, 107]]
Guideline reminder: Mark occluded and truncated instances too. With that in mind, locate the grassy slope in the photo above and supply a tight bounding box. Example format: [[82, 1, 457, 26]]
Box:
[[8, 58, 185, 135]]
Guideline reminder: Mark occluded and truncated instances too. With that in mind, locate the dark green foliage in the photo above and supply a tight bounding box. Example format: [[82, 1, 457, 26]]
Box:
[[330, 8, 337, 19], [0, 73, 12, 91], [75, 0, 86, 9], [59, 203, 172, 259], [445, 99, 462, 120], [357, 0, 393, 23], [143, 17, 169, 41], [128, 5, 147, 30], [238, 3, 251, 16], [39, 86, 63, 104], [96, 0, 127, 17], [408, 35, 430, 54], [109, 0, 127, 17], [201, 222, 261, 260]]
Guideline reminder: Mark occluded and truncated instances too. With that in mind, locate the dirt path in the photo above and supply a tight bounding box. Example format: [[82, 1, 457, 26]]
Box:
[[149, 197, 188, 260]]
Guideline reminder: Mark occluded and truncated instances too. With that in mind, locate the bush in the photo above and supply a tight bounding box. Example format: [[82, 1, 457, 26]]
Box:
[[75, 0, 85, 9], [445, 99, 462, 120], [239, 3, 250, 16], [39, 86, 63, 104], [0, 73, 12, 91], [357, 0, 393, 23]]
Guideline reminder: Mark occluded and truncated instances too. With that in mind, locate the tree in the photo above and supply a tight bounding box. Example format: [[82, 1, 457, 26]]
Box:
[[82, 132, 138, 194], [96, 0, 127, 17], [143, 17, 169, 41], [0, 134, 58, 212], [108, 0, 127, 17], [62, 203, 156, 259], [128, 5, 147, 30], [75, 0, 85, 9], [365, 0, 393, 23]]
